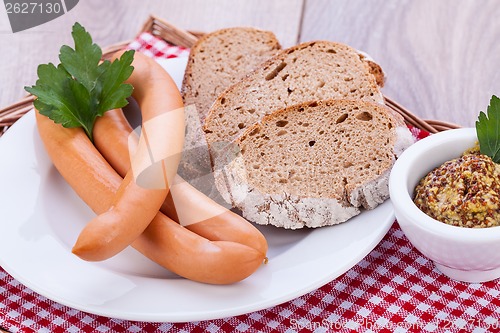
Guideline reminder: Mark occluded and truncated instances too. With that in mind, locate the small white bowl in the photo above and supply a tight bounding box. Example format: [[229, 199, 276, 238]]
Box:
[[389, 128, 500, 283]]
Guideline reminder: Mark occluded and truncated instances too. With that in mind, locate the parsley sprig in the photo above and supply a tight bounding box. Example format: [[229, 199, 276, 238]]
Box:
[[25, 22, 135, 141], [476, 95, 500, 163]]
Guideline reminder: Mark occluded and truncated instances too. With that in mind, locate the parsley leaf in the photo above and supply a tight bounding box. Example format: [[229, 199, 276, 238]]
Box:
[[96, 52, 135, 114], [25, 22, 134, 141], [476, 95, 500, 163], [58, 22, 103, 93]]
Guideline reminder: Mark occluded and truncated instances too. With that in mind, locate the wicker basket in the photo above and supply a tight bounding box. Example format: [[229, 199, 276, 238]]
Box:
[[0, 15, 460, 136]]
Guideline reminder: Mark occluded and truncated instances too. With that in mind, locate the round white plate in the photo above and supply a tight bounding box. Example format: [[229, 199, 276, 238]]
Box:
[[0, 57, 394, 323]]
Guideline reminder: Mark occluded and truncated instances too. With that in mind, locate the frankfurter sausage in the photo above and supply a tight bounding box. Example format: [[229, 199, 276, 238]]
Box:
[[94, 108, 268, 255], [36, 110, 265, 284], [72, 51, 185, 261]]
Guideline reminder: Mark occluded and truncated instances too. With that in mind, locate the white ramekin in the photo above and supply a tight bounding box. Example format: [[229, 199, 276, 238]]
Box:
[[389, 128, 500, 283]]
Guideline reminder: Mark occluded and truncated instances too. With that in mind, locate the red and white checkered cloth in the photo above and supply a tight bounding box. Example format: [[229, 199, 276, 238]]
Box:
[[127, 32, 190, 59], [2, 32, 500, 333]]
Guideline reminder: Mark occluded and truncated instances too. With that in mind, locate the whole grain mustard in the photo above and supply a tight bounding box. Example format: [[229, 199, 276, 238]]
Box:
[[414, 148, 500, 228]]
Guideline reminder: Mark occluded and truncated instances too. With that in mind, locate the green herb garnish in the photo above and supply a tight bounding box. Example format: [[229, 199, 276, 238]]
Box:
[[25, 22, 135, 141], [476, 95, 500, 163]]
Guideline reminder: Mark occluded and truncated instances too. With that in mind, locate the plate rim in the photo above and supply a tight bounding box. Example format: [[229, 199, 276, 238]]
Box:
[[0, 57, 395, 323]]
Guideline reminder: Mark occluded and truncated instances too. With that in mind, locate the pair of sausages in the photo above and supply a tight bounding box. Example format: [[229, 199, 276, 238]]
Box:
[[35, 51, 268, 284]]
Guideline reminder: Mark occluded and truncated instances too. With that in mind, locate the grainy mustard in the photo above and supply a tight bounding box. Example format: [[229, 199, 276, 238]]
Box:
[[414, 148, 500, 228]]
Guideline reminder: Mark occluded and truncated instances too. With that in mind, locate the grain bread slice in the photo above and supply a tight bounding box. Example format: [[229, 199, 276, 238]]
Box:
[[181, 27, 281, 122], [178, 27, 281, 186], [214, 99, 414, 229], [203, 41, 385, 161]]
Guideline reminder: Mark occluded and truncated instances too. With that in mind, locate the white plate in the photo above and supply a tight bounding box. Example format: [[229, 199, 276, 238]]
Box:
[[0, 57, 394, 323]]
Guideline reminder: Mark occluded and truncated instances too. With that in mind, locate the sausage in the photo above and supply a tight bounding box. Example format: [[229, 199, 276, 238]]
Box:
[[71, 171, 168, 261], [94, 108, 268, 255], [35, 110, 265, 284], [72, 51, 185, 261]]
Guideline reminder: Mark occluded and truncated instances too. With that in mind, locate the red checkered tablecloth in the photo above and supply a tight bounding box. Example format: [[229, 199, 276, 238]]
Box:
[[1, 32, 500, 333]]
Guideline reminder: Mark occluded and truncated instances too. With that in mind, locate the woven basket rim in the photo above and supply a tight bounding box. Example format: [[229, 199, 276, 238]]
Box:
[[0, 15, 461, 136]]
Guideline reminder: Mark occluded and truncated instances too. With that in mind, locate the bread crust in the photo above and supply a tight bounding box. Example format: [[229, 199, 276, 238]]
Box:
[[215, 158, 361, 229]]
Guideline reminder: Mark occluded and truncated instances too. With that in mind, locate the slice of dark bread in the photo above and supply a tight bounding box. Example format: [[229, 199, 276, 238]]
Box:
[[214, 99, 414, 229], [178, 27, 281, 186], [203, 41, 385, 161], [181, 27, 281, 122]]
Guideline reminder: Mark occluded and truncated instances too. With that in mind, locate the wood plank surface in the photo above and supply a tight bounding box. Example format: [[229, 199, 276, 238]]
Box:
[[2, 0, 499, 126], [0, 2, 499, 331], [0, 0, 303, 110], [300, 0, 500, 126], [2, 0, 496, 127]]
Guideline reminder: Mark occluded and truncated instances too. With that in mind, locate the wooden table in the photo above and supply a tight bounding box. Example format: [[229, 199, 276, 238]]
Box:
[[0, 0, 499, 331], [1, 0, 500, 127], [0, 0, 500, 126]]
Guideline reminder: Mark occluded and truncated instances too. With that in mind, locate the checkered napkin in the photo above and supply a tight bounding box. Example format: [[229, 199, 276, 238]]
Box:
[[127, 32, 190, 59], [2, 32, 500, 333]]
